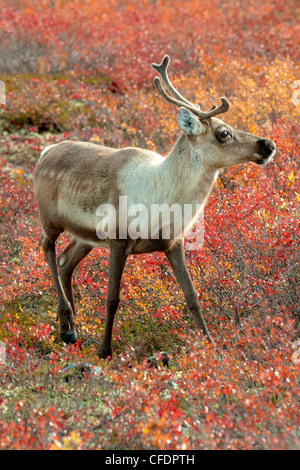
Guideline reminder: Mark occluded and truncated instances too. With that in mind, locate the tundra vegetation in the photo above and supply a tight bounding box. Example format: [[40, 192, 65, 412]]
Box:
[[0, 0, 299, 450]]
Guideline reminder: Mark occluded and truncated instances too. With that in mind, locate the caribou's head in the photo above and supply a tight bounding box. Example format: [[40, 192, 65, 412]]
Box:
[[152, 55, 276, 170]]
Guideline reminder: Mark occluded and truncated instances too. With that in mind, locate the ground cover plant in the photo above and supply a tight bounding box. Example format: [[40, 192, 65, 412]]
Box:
[[0, 0, 299, 450]]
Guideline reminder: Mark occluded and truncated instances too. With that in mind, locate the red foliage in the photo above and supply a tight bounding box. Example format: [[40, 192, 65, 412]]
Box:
[[0, 0, 299, 451]]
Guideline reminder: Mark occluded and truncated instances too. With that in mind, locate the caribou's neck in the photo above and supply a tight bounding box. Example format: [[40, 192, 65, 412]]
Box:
[[158, 133, 219, 207]]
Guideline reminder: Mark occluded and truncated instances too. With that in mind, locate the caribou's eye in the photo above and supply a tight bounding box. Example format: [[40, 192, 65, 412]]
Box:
[[218, 130, 231, 140]]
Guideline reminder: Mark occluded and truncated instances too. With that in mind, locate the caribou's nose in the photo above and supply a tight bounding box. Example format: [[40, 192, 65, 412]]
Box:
[[258, 138, 276, 157]]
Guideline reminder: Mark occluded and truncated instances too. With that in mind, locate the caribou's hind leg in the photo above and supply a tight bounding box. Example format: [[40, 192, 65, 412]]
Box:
[[57, 239, 93, 317], [97, 240, 128, 359], [41, 229, 77, 344]]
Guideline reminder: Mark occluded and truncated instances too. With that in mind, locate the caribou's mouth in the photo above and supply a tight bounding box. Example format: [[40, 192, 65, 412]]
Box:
[[253, 154, 273, 165]]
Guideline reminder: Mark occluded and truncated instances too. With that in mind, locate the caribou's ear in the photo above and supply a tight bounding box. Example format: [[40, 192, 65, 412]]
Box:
[[178, 107, 206, 135]]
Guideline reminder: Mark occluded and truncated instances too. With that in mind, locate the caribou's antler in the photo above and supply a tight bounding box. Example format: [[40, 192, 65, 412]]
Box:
[[151, 55, 230, 120], [151, 55, 196, 108]]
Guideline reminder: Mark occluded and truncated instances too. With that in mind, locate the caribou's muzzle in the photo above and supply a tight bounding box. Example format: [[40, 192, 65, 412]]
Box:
[[254, 138, 276, 164]]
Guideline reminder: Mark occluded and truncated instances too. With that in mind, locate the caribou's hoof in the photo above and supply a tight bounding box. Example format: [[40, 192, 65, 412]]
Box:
[[97, 344, 112, 360], [60, 330, 77, 344]]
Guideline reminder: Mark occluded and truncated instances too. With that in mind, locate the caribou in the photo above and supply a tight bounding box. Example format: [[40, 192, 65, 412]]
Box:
[[34, 55, 276, 358]]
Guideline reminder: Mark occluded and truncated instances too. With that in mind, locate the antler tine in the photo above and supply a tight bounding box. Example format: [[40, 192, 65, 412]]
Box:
[[153, 76, 230, 120], [208, 104, 217, 112], [151, 55, 195, 107], [202, 97, 230, 118], [153, 76, 196, 111]]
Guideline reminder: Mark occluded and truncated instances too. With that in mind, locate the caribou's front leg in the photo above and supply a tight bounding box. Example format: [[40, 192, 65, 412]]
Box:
[[97, 241, 128, 359], [165, 240, 214, 346]]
